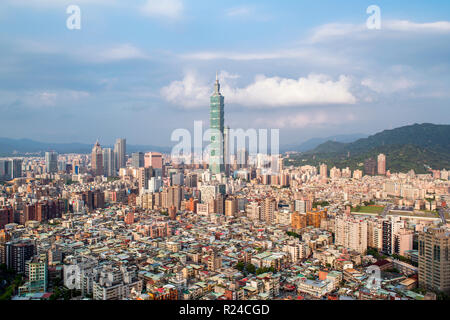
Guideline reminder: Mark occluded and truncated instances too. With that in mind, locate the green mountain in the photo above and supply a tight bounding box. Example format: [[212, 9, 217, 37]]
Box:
[[285, 123, 450, 174]]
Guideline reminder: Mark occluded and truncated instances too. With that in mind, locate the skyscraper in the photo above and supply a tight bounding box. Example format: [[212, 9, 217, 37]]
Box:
[[11, 159, 22, 179], [209, 73, 225, 175], [45, 151, 58, 173], [114, 138, 126, 169], [102, 148, 116, 177], [364, 158, 377, 176], [91, 141, 103, 177], [144, 152, 163, 170], [131, 152, 144, 168], [319, 163, 328, 178], [377, 153, 386, 175]]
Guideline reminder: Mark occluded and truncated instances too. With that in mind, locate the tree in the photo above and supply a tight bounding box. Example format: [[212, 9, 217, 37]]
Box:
[[246, 263, 256, 274], [235, 262, 245, 272]]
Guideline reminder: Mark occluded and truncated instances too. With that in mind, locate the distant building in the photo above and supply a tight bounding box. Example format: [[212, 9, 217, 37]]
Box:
[[131, 152, 144, 168], [364, 158, 377, 176], [319, 164, 328, 178], [377, 154, 386, 175], [145, 152, 163, 170], [114, 138, 127, 169], [45, 151, 58, 173], [102, 148, 116, 177], [91, 141, 103, 177]]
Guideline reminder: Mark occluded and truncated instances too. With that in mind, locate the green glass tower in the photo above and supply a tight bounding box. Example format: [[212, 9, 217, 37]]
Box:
[[210, 73, 225, 175]]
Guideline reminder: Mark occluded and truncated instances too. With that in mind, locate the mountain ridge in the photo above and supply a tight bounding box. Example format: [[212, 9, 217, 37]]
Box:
[[286, 123, 450, 173]]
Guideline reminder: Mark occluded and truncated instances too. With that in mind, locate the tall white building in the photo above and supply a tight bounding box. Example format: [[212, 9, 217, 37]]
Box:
[[102, 148, 116, 177]]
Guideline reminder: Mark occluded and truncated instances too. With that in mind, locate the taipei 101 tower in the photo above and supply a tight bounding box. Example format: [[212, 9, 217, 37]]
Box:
[[209, 72, 225, 175]]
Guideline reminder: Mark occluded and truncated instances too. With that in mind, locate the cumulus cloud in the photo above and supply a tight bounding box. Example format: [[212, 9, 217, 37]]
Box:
[[161, 71, 356, 109], [140, 0, 183, 19], [160, 71, 210, 108]]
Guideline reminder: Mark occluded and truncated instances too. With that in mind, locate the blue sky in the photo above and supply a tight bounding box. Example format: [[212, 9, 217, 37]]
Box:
[[0, 0, 450, 146]]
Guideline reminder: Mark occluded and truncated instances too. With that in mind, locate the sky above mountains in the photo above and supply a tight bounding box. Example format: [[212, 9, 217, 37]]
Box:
[[1, 0, 449, 146]]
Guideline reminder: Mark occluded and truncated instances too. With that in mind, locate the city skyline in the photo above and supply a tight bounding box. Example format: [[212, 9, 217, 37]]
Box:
[[0, 1, 450, 145]]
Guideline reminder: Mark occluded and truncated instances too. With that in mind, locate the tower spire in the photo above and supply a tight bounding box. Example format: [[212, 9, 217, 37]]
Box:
[[214, 71, 221, 94]]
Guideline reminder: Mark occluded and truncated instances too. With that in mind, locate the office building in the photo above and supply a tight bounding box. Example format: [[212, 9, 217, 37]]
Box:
[[114, 138, 126, 169], [131, 152, 145, 168], [91, 141, 103, 177], [145, 152, 163, 170], [364, 158, 377, 176], [103, 148, 116, 177], [45, 151, 58, 173]]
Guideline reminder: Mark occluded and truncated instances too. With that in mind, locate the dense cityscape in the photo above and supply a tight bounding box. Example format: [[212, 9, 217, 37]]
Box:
[[0, 76, 449, 301]]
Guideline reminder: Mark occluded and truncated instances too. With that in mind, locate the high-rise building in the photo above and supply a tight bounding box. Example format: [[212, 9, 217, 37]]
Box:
[[167, 186, 183, 211], [131, 152, 145, 168], [19, 256, 48, 294], [319, 164, 328, 178], [418, 227, 450, 294], [262, 197, 277, 224], [145, 152, 163, 170], [335, 215, 368, 254], [138, 167, 153, 191], [0, 160, 9, 180], [10, 159, 23, 179], [225, 198, 237, 217], [102, 148, 116, 177], [364, 158, 377, 176], [377, 153, 386, 175], [45, 151, 58, 173], [209, 73, 225, 175], [237, 149, 249, 169], [6, 240, 35, 274], [114, 138, 126, 169], [91, 141, 103, 177]]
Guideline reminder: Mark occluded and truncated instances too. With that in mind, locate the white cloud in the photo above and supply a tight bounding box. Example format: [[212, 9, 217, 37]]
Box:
[[179, 48, 347, 67], [93, 44, 149, 62], [161, 71, 210, 108], [161, 71, 356, 109], [6, 0, 116, 7], [254, 111, 356, 129], [308, 19, 450, 43], [361, 77, 416, 94], [385, 20, 450, 32], [140, 0, 183, 19], [0, 90, 90, 108]]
